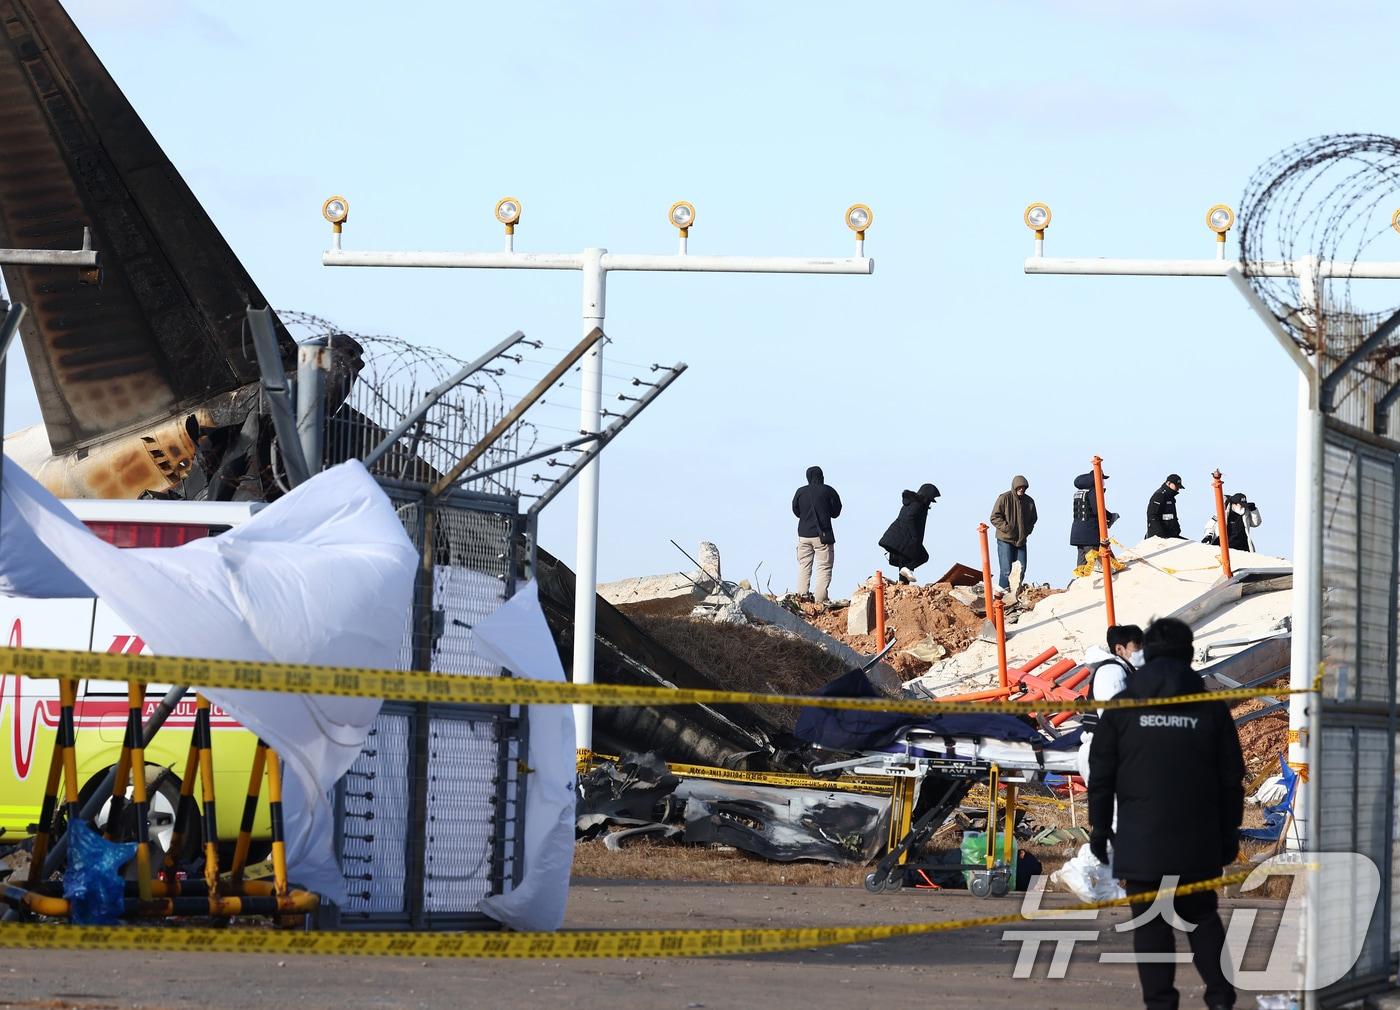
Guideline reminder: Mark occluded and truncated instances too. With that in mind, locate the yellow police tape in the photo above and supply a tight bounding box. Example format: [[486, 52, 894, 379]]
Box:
[[0, 871, 1255, 959], [0, 646, 1303, 715]]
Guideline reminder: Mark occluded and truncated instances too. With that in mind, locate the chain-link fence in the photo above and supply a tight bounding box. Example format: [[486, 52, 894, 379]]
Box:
[[330, 481, 531, 930], [1316, 422, 1399, 1003]]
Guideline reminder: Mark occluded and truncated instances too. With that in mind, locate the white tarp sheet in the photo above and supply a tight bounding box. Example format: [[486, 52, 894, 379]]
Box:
[[472, 580, 576, 931], [0, 457, 416, 901]]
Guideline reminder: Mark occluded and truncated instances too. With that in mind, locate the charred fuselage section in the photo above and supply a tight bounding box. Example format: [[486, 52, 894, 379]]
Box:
[[0, 0, 308, 500]]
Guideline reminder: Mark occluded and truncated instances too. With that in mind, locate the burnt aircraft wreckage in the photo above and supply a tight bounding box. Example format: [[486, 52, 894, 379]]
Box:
[[0, 0, 363, 501], [0, 0, 914, 863]]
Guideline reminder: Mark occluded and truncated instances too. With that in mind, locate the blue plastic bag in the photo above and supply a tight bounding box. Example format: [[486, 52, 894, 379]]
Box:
[[63, 820, 135, 924]]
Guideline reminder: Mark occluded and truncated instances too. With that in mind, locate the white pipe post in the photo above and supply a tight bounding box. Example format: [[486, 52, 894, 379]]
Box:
[[573, 248, 607, 751], [1295, 262, 1324, 1007], [1288, 258, 1321, 848]]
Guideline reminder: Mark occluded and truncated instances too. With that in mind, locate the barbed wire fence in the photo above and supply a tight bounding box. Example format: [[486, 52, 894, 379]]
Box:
[[1239, 133, 1400, 351]]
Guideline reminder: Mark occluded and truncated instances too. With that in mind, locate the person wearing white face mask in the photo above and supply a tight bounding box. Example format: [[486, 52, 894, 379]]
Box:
[[1076, 624, 1145, 786], [1203, 492, 1262, 552], [1224, 493, 1261, 552]]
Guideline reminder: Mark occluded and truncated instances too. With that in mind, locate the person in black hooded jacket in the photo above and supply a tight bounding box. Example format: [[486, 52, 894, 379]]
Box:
[[1088, 617, 1245, 1010], [791, 466, 842, 603], [878, 482, 938, 583]]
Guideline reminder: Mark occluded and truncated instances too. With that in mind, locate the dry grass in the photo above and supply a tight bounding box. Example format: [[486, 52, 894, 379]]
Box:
[[626, 616, 850, 730]]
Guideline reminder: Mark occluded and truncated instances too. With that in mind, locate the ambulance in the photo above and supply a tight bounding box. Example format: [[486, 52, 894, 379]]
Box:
[[0, 499, 268, 851]]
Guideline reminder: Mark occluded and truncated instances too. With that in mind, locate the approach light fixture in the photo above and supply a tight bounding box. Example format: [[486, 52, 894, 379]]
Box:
[[1206, 204, 1235, 239], [1391, 208, 1400, 235], [495, 197, 522, 233], [1023, 202, 1051, 236], [668, 201, 696, 236], [844, 203, 873, 238], [321, 195, 349, 231]]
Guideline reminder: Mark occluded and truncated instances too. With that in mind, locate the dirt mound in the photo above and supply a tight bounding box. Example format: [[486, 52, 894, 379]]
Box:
[[795, 581, 990, 679], [627, 615, 850, 730], [1232, 693, 1290, 779]]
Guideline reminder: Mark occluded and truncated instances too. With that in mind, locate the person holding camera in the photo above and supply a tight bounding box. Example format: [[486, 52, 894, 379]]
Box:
[[1203, 492, 1262, 553], [792, 465, 842, 603], [1224, 493, 1261, 552]]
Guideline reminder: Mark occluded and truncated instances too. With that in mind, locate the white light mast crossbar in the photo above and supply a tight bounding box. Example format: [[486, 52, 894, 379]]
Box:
[[320, 197, 875, 750]]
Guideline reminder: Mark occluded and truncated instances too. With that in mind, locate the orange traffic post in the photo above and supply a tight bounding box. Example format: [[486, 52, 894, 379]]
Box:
[[1091, 456, 1117, 627], [993, 598, 1009, 692], [1212, 469, 1234, 579], [977, 523, 996, 620], [873, 572, 887, 648]]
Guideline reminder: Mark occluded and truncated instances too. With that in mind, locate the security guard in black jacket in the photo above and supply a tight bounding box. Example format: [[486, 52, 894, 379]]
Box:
[[1145, 474, 1185, 539], [1088, 617, 1245, 1010]]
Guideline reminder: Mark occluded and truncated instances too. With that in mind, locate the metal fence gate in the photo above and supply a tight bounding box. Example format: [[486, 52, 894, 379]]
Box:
[[1316, 420, 1399, 1003], [330, 482, 533, 929]]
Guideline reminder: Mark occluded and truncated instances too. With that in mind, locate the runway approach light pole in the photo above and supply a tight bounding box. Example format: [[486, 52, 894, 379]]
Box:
[[321, 197, 875, 750], [1024, 201, 1400, 1003]]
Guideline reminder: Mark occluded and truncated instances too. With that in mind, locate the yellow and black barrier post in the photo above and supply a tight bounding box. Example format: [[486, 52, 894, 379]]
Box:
[[265, 748, 289, 900], [25, 707, 66, 889], [162, 723, 202, 882], [230, 739, 268, 887], [125, 679, 154, 902], [194, 694, 221, 895]]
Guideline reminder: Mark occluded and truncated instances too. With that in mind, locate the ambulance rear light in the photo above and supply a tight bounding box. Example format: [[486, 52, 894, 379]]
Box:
[[83, 521, 224, 548]]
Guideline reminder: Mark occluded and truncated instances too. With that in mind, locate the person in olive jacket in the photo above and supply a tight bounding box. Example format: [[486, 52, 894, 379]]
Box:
[[1145, 474, 1186, 539], [1088, 617, 1245, 1010], [878, 482, 939, 583], [989, 475, 1037, 589]]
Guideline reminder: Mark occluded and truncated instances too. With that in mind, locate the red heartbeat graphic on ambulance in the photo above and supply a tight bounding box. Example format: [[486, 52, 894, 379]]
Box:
[[3, 622, 241, 780], [1, 619, 41, 778]]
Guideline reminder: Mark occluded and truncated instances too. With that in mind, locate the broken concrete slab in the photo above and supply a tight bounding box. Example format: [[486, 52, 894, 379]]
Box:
[[600, 542, 727, 609], [948, 586, 980, 609], [714, 587, 874, 671], [1006, 560, 1023, 607], [696, 541, 722, 585], [601, 572, 703, 608], [847, 591, 875, 636]]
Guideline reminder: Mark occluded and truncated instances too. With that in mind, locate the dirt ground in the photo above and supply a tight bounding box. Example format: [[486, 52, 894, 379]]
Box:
[[1231, 695, 1290, 780], [793, 579, 1064, 679], [3, 880, 1288, 1010], [797, 581, 991, 679]]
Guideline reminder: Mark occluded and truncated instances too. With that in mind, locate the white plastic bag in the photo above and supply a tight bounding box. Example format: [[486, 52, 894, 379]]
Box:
[[1050, 842, 1126, 903]]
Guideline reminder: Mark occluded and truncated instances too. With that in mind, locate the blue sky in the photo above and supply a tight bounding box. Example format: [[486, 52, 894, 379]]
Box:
[[8, 0, 1400, 591]]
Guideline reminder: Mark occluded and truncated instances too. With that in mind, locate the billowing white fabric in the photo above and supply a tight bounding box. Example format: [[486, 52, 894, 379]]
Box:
[[0, 458, 94, 598], [473, 580, 576, 931], [0, 457, 416, 900]]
